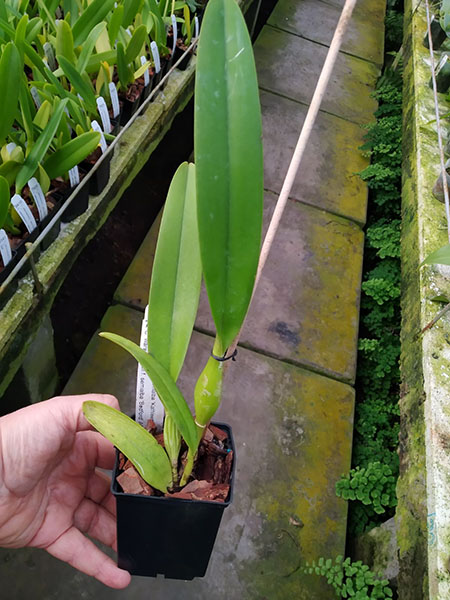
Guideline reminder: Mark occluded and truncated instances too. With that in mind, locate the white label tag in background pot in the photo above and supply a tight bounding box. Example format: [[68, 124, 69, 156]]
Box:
[[0, 229, 12, 266], [135, 305, 165, 429], [96, 97, 112, 134], [30, 87, 41, 109], [69, 165, 80, 188], [109, 82, 120, 118], [43, 42, 57, 71], [91, 120, 107, 153], [195, 16, 199, 39], [11, 194, 37, 234], [171, 14, 177, 55], [28, 178, 48, 221], [150, 41, 161, 73], [140, 55, 150, 87]]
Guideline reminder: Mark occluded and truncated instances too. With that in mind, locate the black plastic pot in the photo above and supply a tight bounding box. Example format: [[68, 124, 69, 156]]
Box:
[[15, 227, 41, 278], [173, 45, 193, 71], [112, 422, 235, 580], [39, 196, 63, 251], [0, 251, 19, 309], [61, 180, 90, 223], [82, 148, 114, 196], [120, 95, 141, 126]]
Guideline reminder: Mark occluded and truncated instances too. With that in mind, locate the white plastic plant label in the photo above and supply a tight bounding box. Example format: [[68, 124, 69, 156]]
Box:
[[43, 42, 57, 71], [150, 41, 161, 73], [30, 87, 41, 108], [11, 194, 37, 233], [171, 14, 177, 54], [135, 305, 165, 429], [28, 177, 48, 221], [91, 120, 107, 153], [0, 229, 12, 266], [140, 55, 150, 87], [109, 82, 120, 118], [6, 142, 16, 155], [195, 16, 199, 39], [96, 97, 112, 134], [69, 166, 80, 188]]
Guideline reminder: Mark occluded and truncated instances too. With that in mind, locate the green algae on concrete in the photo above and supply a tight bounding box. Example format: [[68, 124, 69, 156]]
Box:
[[399, 0, 450, 597], [268, 0, 386, 67], [254, 26, 379, 125], [261, 90, 369, 225], [196, 192, 364, 384]]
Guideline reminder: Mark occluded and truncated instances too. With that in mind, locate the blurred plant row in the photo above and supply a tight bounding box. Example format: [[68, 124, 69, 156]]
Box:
[[0, 0, 200, 287]]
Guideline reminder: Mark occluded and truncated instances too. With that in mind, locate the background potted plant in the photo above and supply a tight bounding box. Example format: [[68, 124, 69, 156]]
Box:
[[82, 0, 263, 580]]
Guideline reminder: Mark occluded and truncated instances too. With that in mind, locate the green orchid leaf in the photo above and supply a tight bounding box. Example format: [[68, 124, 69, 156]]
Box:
[[56, 19, 76, 65], [33, 99, 51, 129], [148, 162, 201, 381], [75, 22, 107, 74], [57, 55, 97, 115], [14, 14, 28, 60], [24, 41, 67, 98], [194, 0, 263, 352], [99, 332, 198, 452], [0, 161, 22, 187], [0, 42, 22, 144], [16, 98, 68, 192], [147, 0, 166, 46], [125, 24, 147, 64], [43, 131, 101, 179], [421, 244, 450, 267], [123, 0, 143, 29], [108, 4, 124, 47], [116, 42, 134, 89], [0, 175, 9, 229], [19, 78, 36, 144], [83, 401, 172, 493], [25, 17, 43, 43], [72, 0, 116, 47]]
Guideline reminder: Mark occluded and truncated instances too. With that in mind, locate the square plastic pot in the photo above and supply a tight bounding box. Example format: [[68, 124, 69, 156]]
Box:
[[61, 181, 90, 223], [111, 422, 235, 580], [82, 148, 114, 196], [0, 250, 18, 310]]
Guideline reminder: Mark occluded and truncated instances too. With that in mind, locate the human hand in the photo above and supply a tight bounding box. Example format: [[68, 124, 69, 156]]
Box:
[[0, 394, 131, 589]]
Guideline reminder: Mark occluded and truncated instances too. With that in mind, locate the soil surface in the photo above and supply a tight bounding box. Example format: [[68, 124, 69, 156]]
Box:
[[51, 100, 194, 389]]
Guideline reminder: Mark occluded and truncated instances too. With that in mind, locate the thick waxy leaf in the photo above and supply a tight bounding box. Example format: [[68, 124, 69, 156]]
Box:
[[83, 401, 172, 492], [0, 175, 10, 229], [116, 42, 133, 89], [0, 42, 22, 143], [123, 0, 143, 28], [16, 98, 68, 191], [125, 24, 147, 64], [422, 244, 450, 266], [76, 22, 107, 73], [72, 0, 116, 47], [108, 5, 124, 47], [57, 55, 97, 115], [148, 162, 201, 381], [43, 131, 101, 179], [56, 19, 76, 65], [99, 332, 198, 451], [194, 0, 263, 352]]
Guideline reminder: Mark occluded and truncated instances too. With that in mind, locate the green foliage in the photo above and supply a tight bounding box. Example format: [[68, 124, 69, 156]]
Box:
[[304, 556, 393, 599], [342, 9, 403, 535]]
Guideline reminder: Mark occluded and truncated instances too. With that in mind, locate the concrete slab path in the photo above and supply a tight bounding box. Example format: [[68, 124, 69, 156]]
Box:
[[0, 0, 385, 597]]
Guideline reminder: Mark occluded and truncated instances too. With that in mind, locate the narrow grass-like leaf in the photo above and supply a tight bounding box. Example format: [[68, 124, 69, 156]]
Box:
[[195, 0, 263, 352], [76, 22, 107, 73], [43, 131, 101, 179], [108, 5, 124, 46], [57, 55, 97, 114], [123, 0, 143, 28], [116, 42, 133, 89], [0, 42, 22, 143], [125, 24, 147, 64], [421, 244, 450, 267], [56, 19, 76, 65], [16, 98, 68, 191], [83, 401, 172, 492], [148, 162, 201, 381], [99, 332, 198, 451], [72, 0, 116, 47]]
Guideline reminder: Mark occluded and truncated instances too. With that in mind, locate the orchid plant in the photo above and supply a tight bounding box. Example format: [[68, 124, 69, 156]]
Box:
[[83, 0, 263, 493]]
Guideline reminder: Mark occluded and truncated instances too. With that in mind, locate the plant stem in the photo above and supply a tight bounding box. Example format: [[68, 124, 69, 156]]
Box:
[[180, 447, 195, 486]]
